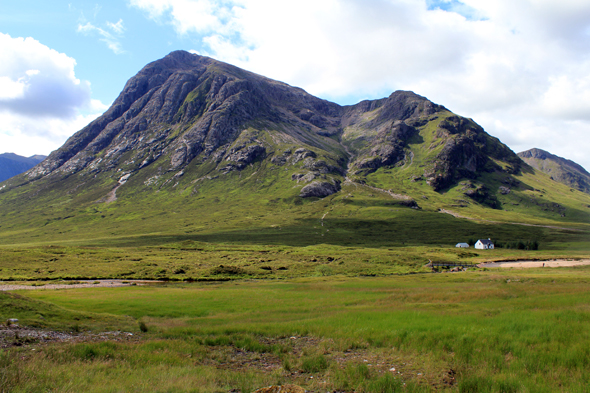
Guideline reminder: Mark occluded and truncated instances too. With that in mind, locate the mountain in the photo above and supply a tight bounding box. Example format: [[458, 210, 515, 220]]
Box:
[[19, 51, 523, 200], [0, 153, 46, 183], [518, 148, 590, 194], [0, 51, 589, 246]]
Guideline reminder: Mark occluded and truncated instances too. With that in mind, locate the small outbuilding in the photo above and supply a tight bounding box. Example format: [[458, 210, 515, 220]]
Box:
[[455, 243, 469, 248], [475, 238, 494, 250]]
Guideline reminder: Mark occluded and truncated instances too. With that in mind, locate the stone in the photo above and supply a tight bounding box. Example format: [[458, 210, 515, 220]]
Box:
[[253, 385, 305, 393], [299, 181, 340, 198]]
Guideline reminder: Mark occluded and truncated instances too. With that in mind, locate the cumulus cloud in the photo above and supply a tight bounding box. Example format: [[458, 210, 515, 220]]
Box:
[[129, 0, 590, 169], [0, 33, 94, 119], [0, 110, 104, 157], [128, 0, 236, 35], [0, 33, 107, 155]]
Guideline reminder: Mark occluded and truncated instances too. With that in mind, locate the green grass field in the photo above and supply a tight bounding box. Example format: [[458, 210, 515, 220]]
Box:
[[2, 267, 590, 392], [1, 240, 589, 282]]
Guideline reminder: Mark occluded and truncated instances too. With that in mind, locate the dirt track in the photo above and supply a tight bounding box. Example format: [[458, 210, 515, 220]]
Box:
[[0, 280, 159, 292], [480, 259, 590, 268]]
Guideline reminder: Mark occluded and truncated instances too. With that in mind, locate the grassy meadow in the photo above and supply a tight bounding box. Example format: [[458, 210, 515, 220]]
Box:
[[2, 267, 590, 392]]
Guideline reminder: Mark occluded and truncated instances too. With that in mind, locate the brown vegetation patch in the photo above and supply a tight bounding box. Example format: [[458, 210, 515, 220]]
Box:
[[0, 325, 139, 349]]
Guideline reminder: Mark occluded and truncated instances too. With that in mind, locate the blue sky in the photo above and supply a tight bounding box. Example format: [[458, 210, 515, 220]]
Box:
[[1, 1, 189, 105], [1, 0, 590, 170]]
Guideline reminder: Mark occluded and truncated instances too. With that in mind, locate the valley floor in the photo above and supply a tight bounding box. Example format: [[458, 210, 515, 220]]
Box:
[[2, 267, 590, 392]]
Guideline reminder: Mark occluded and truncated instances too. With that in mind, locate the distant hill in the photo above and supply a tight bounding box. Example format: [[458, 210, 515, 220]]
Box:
[[518, 148, 590, 194], [0, 153, 46, 183]]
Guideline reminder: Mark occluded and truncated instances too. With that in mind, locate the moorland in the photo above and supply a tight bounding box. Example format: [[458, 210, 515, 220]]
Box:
[[1, 51, 590, 392]]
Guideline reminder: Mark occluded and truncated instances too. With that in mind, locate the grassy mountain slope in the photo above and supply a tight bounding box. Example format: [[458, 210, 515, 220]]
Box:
[[0, 51, 588, 251]]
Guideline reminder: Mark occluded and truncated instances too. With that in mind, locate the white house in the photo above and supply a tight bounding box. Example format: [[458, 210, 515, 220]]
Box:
[[475, 239, 494, 250], [455, 243, 469, 248]]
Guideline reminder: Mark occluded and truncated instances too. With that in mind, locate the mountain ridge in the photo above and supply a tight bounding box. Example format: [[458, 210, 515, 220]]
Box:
[[518, 148, 590, 194]]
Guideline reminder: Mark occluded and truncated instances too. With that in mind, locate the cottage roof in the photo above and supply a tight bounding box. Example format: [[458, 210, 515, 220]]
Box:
[[478, 239, 494, 245]]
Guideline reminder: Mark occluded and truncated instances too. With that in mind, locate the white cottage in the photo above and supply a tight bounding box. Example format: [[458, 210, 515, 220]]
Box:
[[455, 243, 469, 248], [475, 239, 494, 250]]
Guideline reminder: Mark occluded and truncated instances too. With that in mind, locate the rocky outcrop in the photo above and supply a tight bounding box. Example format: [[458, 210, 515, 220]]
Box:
[[299, 180, 341, 198], [223, 144, 266, 170], [353, 121, 417, 174], [424, 117, 522, 191]]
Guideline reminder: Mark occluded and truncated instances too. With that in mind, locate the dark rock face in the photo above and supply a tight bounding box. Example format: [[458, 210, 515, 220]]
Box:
[[518, 148, 590, 194], [373, 91, 443, 122], [424, 117, 522, 191], [426, 135, 487, 190], [299, 180, 341, 198], [224, 145, 266, 170], [355, 121, 417, 173]]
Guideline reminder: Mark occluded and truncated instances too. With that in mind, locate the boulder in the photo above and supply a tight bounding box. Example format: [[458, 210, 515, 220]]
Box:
[[299, 181, 340, 198]]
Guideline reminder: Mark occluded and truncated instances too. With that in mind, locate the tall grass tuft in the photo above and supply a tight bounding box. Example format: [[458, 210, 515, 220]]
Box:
[[332, 363, 371, 391], [364, 373, 404, 393], [300, 354, 329, 373], [0, 350, 21, 391]]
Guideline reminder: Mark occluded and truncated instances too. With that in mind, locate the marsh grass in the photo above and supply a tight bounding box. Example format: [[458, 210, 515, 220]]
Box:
[[0, 241, 587, 282], [300, 354, 329, 373], [0, 269, 587, 391]]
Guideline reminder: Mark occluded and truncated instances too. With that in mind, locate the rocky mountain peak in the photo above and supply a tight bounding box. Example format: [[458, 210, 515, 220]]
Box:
[[518, 148, 590, 193]]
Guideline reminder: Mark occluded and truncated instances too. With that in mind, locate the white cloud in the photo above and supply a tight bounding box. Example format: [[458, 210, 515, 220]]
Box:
[[0, 33, 107, 156], [129, 0, 235, 35], [77, 19, 126, 54], [129, 0, 590, 170], [0, 111, 104, 157]]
